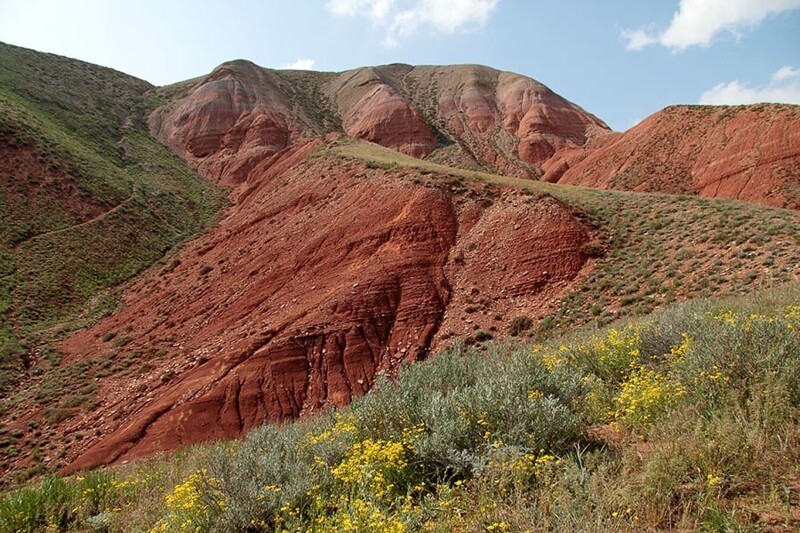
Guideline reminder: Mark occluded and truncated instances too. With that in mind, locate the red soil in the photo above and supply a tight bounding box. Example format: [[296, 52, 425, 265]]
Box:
[[16, 63, 798, 476]]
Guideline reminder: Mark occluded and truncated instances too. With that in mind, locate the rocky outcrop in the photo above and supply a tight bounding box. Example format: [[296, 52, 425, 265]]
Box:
[[149, 62, 800, 206], [149, 62, 609, 185], [556, 105, 800, 209], [498, 72, 608, 167], [59, 139, 594, 472], [342, 83, 435, 158], [325, 66, 435, 158], [149, 62, 307, 184], [403, 65, 609, 178]]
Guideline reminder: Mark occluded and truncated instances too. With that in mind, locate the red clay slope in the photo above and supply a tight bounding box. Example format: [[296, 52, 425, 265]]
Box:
[[555, 105, 800, 209], [149, 62, 609, 184], [59, 138, 595, 472], [402, 65, 610, 177]]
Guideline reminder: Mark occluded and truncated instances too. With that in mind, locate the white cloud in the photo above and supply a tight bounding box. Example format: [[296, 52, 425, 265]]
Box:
[[283, 58, 316, 70], [699, 65, 800, 105], [326, 0, 395, 23], [326, 0, 500, 47], [622, 0, 800, 51], [773, 65, 800, 82], [620, 27, 658, 51]]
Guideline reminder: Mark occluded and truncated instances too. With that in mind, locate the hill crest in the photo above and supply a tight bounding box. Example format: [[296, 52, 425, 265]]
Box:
[[149, 61, 609, 184]]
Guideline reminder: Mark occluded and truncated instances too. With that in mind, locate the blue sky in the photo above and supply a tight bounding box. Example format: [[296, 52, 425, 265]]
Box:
[[1, 0, 798, 131]]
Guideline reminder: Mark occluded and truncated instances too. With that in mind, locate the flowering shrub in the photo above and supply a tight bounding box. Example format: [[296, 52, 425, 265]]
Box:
[[591, 326, 643, 380], [331, 438, 408, 501], [612, 367, 684, 430], [537, 325, 643, 383], [151, 469, 226, 532], [311, 496, 411, 532]]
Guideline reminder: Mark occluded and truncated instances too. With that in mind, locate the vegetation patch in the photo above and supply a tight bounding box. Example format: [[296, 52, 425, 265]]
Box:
[[0, 42, 227, 396], [2, 285, 798, 530]]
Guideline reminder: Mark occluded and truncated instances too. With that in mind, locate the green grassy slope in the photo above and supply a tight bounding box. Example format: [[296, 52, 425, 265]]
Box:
[[0, 43, 226, 394], [1, 48, 799, 529]]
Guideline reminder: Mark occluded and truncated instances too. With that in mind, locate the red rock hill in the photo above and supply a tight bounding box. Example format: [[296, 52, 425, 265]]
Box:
[[149, 62, 800, 208], [61, 139, 595, 472], [555, 105, 800, 209], [149, 62, 609, 183], [29, 61, 799, 473]]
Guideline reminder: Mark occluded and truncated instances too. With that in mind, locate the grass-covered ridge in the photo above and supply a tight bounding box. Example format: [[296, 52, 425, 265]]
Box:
[[3, 285, 798, 531], [0, 43, 226, 395], [329, 138, 800, 331]]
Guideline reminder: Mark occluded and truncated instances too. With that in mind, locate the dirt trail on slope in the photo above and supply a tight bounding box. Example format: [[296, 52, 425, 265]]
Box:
[[13, 182, 138, 250]]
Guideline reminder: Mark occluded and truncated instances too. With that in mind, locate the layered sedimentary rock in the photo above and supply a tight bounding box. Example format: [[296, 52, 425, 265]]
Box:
[[48, 63, 611, 471], [149, 62, 608, 184], [60, 139, 594, 472], [377, 64, 610, 178], [149, 62, 306, 184], [556, 105, 800, 209], [325, 66, 435, 158], [48, 61, 800, 474]]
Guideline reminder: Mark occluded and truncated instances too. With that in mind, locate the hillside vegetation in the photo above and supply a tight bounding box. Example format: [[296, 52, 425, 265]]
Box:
[[3, 136, 800, 484], [0, 43, 226, 395], [1, 285, 798, 531]]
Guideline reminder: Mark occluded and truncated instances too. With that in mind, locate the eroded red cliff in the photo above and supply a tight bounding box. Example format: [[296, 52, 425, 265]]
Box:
[[46, 64, 800, 475], [58, 137, 594, 472], [556, 105, 800, 209]]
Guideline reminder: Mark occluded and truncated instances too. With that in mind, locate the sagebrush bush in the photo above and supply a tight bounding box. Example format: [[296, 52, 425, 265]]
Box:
[[349, 343, 587, 478], [210, 422, 329, 531], [508, 316, 533, 336]]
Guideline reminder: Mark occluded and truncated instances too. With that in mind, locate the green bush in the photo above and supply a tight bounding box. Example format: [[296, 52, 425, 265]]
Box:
[[508, 316, 534, 336], [0, 476, 73, 531]]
